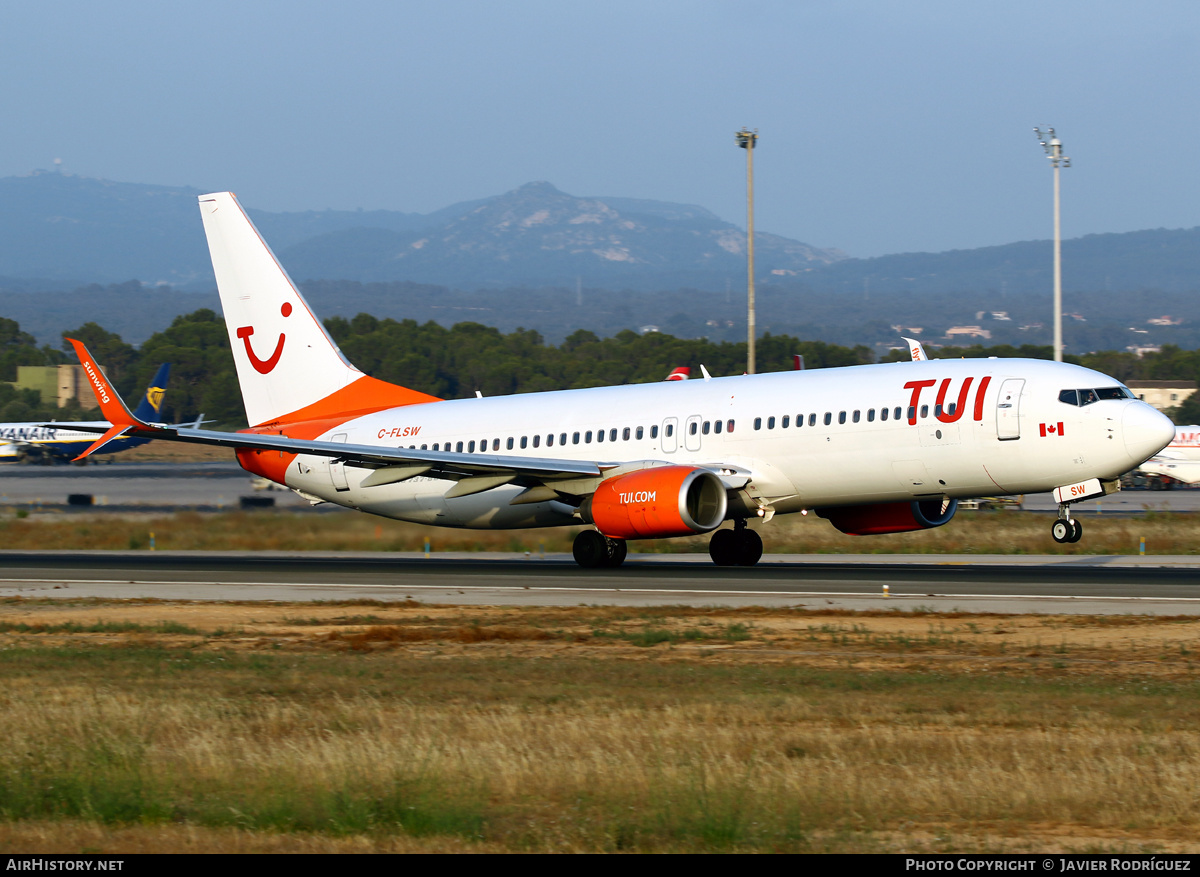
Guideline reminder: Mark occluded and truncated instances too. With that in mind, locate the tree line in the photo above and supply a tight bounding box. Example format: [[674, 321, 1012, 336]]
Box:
[[3, 311, 1200, 426]]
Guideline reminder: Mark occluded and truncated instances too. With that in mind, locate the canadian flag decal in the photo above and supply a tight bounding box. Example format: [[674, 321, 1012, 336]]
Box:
[[1039, 422, 1066, 437]]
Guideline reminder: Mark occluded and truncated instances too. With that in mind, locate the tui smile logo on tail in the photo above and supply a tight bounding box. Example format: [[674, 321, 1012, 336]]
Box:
[[236, 303, 292, 374]]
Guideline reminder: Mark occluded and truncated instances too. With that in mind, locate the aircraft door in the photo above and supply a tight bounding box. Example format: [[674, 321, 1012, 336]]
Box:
[[996, 379, 1025, 441], [661, 417, 678, 453], [684, 414, 703, 452], [329, 433, 350, 491]]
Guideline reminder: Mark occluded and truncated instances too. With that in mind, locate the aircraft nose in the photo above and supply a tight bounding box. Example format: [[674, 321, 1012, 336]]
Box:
[[1122, 403, 1176, 465]]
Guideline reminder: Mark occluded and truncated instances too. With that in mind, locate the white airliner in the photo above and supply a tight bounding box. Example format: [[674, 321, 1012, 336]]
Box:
[[1136, 425, 1200, 484], [60, 192, 1175, 566]]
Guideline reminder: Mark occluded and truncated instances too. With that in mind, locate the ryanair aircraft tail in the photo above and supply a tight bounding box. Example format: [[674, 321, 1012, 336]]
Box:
[[131, 362, 170, 423]]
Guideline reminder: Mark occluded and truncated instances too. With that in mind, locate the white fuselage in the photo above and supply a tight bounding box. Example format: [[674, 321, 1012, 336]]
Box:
[[261, 358, 1173, 531]]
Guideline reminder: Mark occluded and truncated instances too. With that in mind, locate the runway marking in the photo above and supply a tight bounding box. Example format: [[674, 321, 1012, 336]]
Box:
[[3, 578, 1200, 604]]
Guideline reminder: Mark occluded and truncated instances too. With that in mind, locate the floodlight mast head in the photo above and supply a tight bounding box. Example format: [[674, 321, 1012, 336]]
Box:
[[1034, 126, 1070, 168], [736, 128, 758, 149]]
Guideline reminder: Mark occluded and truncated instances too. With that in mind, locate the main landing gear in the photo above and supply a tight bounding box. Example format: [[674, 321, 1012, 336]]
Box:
[[573, 530, 628, 568], [708, 520, 763, 567], [1051, 505, 1083, 544]]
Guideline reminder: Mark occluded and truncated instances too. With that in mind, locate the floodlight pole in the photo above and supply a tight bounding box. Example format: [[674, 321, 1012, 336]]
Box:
[[1035, 128, 1070, 362], [736, 128, 758, 374]]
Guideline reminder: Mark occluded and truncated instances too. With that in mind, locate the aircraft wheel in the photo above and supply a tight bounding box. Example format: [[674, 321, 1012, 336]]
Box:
[[573, 530, 609, 568], [1067, 519, 1083, 543], [735, 528, 763, 567], [1051, 520, 1072, 543], [603, 537, 628, 568], [709, 529, 738, 566]]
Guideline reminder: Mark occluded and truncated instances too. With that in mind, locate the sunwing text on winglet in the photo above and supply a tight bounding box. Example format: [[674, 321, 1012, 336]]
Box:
[[65, 338, 151, 460]]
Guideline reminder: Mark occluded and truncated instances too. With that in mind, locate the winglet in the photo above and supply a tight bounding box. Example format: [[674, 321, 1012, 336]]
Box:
[[65, 338, 148, 460], [902, 337, 928, 362]]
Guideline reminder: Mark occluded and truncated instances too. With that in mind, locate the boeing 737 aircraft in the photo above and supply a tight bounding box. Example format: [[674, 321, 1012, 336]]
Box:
[[60, 193, 1175, 566], [1, 364, 170, 463]]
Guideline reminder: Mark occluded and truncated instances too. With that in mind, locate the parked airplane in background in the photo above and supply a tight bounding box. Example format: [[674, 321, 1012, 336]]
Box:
[[60, 193, 1176, 566], [1136, 425, 1200, 484], [1, 364, 170, 463]]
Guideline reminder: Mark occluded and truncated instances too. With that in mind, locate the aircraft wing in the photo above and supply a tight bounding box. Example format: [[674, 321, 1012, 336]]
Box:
[[1137, 459, 1200, 485], [56, 337, 615, 487]]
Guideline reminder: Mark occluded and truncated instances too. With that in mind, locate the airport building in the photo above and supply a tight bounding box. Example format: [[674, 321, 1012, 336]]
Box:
[[7, 364, 91, 407], [1125, 380, 1197, 412]]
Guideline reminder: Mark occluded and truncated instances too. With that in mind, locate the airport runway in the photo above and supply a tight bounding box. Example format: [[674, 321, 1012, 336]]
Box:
[[2, 550, 1199, 614], [2, 461, 1199, 514]]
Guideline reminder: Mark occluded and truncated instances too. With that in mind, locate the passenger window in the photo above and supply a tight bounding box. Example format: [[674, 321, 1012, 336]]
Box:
[[494, 438, 502, 450], [714, 420, 722, 434], [867, 409, 875, 422], [934, 404, 943, 417], [689, 422, 698, 435], [920, 405, 929, 419], [907, 407, 916, 421], [456, 441, 463, 452], [421, 444, 428, 450], [754, 417, 762, 430], [651, 425, 659, 439], [532, 435, 539, 448], [432, 443, 438, 451], [636, 426, 644, 439], [572, 432, 580, 444], [895, 407, 903, 420], [880, 408, 888, 422], [823, 412, 831, 426], [609, 428, 617, 442], [547, 434, 554, 447], [702, 421, 710, 435], [852, 410, 860, 423], [468, 440, 475, 452], [623, 427, 631, 440], [665, 424, 673, 437], [520, 436, 527, 449], [782, 415, 790, 428], [947, 403, 957, 416], [809, 414, 816, 427], [585, 431, 593, 443], [727, 420, 735, 433], [838, 411, 846, 425], [767, 416, 775, 429], [560, 433, 567, 445], [597, 429, 604, 443]]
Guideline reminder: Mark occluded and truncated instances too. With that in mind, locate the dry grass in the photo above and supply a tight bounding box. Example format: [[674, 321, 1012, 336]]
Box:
[[2, 507, 1199, 555], [0, 599, 1197, 852]]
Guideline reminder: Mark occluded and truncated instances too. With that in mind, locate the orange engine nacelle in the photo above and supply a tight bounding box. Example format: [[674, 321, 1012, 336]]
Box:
[[816, 498, 958, 536], [579, 466, 728, 540]]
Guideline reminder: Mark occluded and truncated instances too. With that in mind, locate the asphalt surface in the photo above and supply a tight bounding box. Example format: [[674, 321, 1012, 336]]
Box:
[[3, 461, 1199, 513], [2, 550, 1198, 614], [3, 462, 1200, 613]]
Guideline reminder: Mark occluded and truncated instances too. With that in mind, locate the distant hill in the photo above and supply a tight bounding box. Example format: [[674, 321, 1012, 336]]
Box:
[[0, 172, 842, 290]]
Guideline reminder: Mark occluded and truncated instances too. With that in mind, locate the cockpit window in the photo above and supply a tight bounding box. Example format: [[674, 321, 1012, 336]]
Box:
[[1060, 386, 1133, 407]]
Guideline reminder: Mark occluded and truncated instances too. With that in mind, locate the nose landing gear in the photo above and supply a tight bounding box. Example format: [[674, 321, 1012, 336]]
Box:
[[1051, 505, 1083, 544]]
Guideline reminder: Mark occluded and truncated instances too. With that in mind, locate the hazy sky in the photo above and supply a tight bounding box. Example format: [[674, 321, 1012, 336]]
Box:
[[2, 1, 1196, 257]]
